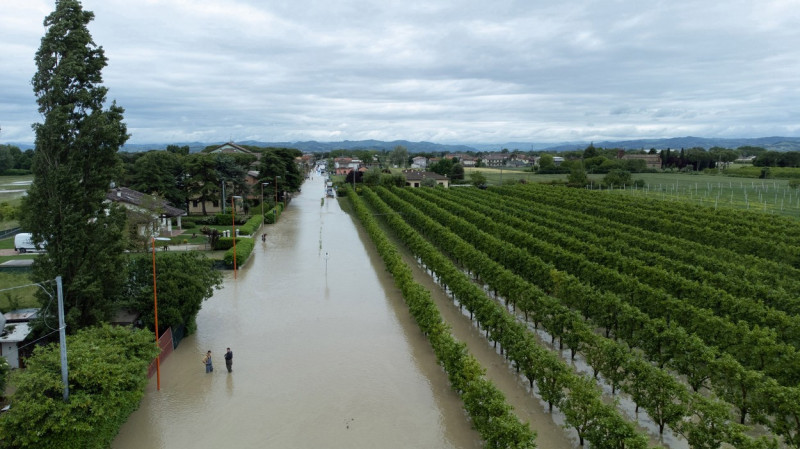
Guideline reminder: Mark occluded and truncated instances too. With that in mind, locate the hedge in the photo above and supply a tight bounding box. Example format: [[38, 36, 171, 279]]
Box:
[[236, 214, 263, 236], [264, 203, 284, 224], [223, 237, 254, 267]]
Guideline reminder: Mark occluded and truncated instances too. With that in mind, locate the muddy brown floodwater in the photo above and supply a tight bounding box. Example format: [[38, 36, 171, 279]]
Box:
[[112, 177, 580, 449]]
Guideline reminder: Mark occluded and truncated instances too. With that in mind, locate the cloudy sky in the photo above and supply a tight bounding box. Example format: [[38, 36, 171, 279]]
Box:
[[2, 0, 799, 145]]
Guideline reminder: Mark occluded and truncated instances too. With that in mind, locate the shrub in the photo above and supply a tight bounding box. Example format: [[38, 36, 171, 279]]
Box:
[[263, 203, 284, 224], [224, 237, 254, 267], [181, 221, 196, 229], [0, 325, 159, 449], [603, 169, 633, 188], [214, 237, 234, 251], [237, 214, 263, 236]]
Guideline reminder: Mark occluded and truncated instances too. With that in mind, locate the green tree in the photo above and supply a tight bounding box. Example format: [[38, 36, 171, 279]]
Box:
[[450, 163, 465, 181], [0, 146, 17, 173], [537, 154, 555, 170], [257, 148, 303, 202], [567, 167, 589, 188], [166, 144, 190, 155], [184, 153, 221, 215], [130, 150, 186, 207], [122, 252, 222, 335], [363, 167, 382, 186], [562, 374, 606, 446], [469, 171, 487, 187], [583, 142, 598, 159], [389, 145, 409, 168], [602, 169, 632, 188], [430, 158, 454, 177], [215, 153, 249, 201], [22, 0, 129, 330]]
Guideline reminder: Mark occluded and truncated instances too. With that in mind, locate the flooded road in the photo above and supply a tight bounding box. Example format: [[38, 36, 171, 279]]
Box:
[[112, 177, 484, 449]]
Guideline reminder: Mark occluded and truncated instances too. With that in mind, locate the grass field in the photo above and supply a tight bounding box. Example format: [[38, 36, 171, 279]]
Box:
[[0, 272, 40, 310]]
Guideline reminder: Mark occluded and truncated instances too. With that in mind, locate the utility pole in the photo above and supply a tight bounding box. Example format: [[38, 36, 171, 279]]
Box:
[[56, 276, 68, 402]]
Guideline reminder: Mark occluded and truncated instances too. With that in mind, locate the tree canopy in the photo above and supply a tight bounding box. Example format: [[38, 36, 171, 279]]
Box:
[[0, 325, 158, 448], [22, 0, 129, 330]]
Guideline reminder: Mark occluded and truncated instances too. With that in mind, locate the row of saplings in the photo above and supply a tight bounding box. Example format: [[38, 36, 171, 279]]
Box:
[[360, 185, 779, 449], [348, 186, 537, 448]]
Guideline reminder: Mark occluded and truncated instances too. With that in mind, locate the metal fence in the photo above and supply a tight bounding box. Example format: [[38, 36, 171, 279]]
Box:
[[0, 227, 21, 239]]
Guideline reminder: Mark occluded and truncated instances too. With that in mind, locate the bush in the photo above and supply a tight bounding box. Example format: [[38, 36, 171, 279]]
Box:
[[214, 213, 247, 226], [214, 237, 234, 250], [263, 203, 284, 224], [603, 169, 633, 188], [181, 221, 197, 229], [0, 325, 159, 449], [237, 214, 263, 236], [224, 237, 254, 267]]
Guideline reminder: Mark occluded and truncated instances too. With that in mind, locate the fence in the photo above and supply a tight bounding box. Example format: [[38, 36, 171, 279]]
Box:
[[147, 327, 174, 378], [0, 227, 21, 240]]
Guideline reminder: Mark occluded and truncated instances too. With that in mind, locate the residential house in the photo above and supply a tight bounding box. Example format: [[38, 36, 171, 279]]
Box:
[[411, 156, 428, 169], [483, 153, 509, 167], [461, 157, 477, 167], [208, 142, 260, 160], [403, 170, 450, 188], [1, 308, 39, 369], [107, 186, 187, 236], [619, 153, 661, 170]]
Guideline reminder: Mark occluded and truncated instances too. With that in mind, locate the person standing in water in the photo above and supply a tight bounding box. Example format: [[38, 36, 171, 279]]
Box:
[[203, 350, 213, 373], [225, 347, 233, 373]]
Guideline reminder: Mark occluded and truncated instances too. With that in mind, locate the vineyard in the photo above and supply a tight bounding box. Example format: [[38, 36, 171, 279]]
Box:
[[350, 183, 800, 449]]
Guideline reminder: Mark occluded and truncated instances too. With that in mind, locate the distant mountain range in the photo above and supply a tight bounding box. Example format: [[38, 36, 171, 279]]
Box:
[[8, 136, 800, 153]]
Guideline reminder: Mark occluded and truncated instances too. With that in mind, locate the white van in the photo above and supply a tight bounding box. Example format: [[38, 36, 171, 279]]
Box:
[[14, 233, 44, 253]]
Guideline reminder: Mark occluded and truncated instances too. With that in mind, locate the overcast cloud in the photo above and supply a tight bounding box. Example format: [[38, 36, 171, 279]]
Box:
[[2, 0, 799, 145]]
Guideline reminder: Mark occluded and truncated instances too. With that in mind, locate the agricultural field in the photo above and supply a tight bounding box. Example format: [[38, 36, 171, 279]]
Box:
[[465, 167, 800, 219], [355, 182, 800, 448]]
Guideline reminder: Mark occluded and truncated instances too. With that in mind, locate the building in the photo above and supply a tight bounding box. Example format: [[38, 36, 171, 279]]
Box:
[[107, 187, 187, 235], [482, 153, 509, 167], [619, 153, 661, 170], [411, 156, 428, 169], [0, 308, 39, 369], [208, 142, 259, 159], [402, 170, 449, 188]]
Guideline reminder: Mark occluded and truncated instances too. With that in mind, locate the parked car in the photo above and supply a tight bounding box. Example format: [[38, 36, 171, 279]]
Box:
[[14, 233, 45, 253]]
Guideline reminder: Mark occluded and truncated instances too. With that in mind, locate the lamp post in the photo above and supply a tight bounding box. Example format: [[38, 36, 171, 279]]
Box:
[[274, 176, 280, 223], [261, 182, 269, 225], [231, 195, 242, 279]]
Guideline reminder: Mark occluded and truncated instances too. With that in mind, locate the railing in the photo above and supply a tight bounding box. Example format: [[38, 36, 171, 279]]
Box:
[[0, 227, 21, 239]]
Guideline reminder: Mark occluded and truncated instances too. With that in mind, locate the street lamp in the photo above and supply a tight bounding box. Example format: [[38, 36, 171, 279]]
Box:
[[261, 182, 269, 225], [231, 195, 242, 279], [274, 176, 280, 223]]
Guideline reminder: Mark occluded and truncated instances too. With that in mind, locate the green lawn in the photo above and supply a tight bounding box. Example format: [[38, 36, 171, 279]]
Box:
[[0, 238, 14, 250], [0, 272, 40, 310]]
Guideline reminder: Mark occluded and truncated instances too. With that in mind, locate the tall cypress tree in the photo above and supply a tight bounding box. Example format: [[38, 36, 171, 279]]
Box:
[[23, 0, 129, 330]]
